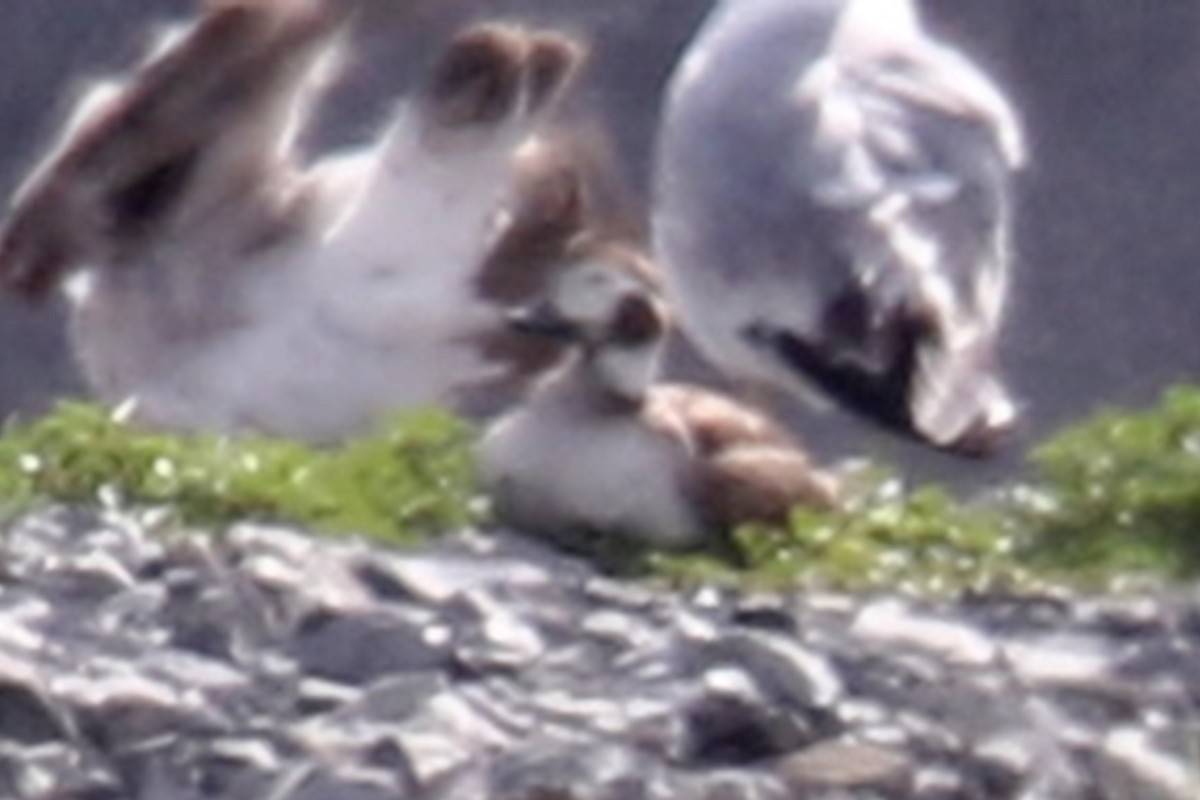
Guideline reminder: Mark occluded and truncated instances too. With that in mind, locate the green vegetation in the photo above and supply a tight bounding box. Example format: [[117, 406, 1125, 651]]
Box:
[[1021, 386, 1200, 584], [653, 479, 1031, 594], [650, 475, 1035, 594], [655, 386, 1200, 593], [1, 386, 1199, 593], [0, 402, 480, 542]]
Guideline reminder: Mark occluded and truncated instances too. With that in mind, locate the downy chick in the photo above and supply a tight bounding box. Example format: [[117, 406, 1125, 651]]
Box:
[[479, 241, 839, 557]]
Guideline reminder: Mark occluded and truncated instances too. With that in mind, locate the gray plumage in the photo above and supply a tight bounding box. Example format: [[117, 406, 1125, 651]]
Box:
[[653, 0, 1025, 454]]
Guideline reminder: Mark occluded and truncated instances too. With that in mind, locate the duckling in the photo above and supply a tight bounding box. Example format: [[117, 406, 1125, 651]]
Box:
[[478, 241, 838, 556], [653, 0, 1025, 455], [0, 0, 586, 441]]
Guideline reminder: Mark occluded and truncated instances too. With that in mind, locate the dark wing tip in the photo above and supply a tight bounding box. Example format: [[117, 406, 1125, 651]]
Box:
[[743, 320, 1017, 457], [743, 321, 913, 426], [424, 24, 584, 131], [526, 32, 587, 114], [424, 25, 528, 130]]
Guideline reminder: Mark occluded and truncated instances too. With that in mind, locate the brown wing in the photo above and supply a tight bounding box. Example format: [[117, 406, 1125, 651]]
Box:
[[697, 446, 839, 531], [459, 107, 641, 415], [473, 135, 590, 308], [0, 0, 345, 297], [650, 383, 795, 455], [648, 383, 839, 532], [420, 25, 584, 133], [454, 144, 586, 415]]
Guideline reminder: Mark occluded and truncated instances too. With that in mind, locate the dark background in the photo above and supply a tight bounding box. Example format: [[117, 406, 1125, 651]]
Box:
[[1, 1, 1198, 489]]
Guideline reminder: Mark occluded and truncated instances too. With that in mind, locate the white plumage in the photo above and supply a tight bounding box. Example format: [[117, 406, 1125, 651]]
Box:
[[0, 0, 585, 441], [653, 0, 1025, 454], [479, 242, 838, 555]]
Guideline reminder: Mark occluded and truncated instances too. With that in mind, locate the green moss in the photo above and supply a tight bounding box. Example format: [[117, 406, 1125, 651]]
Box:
[[1020, 385, 1200, 583], [0, 401, 482, 542], [651, 470, 1035, 594], [3, 386, 1200, 594], [656, 386, 1200, 594]]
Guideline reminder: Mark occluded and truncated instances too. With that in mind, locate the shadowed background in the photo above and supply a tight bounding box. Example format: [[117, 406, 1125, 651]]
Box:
[[0, 0, 1197, 489]]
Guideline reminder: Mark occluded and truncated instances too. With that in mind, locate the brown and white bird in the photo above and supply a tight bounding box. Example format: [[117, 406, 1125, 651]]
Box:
[[653, 0, 1025, 455], [478, 241, 838, 555], [0, 0, 588, 441]]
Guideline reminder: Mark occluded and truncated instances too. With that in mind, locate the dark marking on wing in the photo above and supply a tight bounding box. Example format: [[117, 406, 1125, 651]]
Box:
[[743, 316, 922, 439], [424, 25, 526, 130], [107, 147, 199, 239]]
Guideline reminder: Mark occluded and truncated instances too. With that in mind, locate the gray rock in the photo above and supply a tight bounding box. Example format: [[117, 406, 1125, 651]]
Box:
[[0, 505, 1198, 799], [0, 651, 74, 745], [776, 740, 912, 796], [267, 763, 405, 800], [290, 605, 452, 683]]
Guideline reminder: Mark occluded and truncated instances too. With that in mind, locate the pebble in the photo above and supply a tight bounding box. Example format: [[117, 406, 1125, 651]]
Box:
[[0, 504, 1195, 799]]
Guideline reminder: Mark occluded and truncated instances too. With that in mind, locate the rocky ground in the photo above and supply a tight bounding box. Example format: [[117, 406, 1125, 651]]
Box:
[[0, 504, 1197, 799]]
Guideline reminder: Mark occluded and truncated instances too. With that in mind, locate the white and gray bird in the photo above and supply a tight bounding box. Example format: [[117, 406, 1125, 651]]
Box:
[[478, 241, 838, 556], [0, 0, 587, 442], [653, 0, 1025, 455]]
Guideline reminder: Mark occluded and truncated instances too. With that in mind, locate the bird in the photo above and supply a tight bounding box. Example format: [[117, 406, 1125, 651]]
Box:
[[477, 239, 839, 557], [0, 0, 590, 442], [652, 0, 1026, 456]]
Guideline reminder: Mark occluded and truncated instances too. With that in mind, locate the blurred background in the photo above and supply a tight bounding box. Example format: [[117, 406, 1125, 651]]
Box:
[[0, 0, 1198, 490]]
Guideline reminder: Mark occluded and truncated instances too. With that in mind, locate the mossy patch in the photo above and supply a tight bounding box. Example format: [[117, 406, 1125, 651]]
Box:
[[655, 385, 1200, 594], [649, 473, 1034, 595], [1, 386, 1200, 594], [1020, 385, 1200, 585], [0, 401, 481, 543]]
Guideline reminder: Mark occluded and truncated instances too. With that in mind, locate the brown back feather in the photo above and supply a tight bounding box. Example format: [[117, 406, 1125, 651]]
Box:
[[648, 384, 839, 532]]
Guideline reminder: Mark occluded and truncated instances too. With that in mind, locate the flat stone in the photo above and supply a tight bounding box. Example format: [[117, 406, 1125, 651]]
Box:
[[54, 666, 228, 749], [703, 630, 843, 711], [777, 739, 912, 794], [680, 674, 811, 764], [267, 763, 405, 800], [190, 735, 288, 798], [446, 590, 547, 670], [853, 598, 997, 667], [1096, 727, 1200, 800], [0, 650, 71, 744], [0, 505, 1199, 799], [2, 741, 118, 800], [290, 606, 451, 683]]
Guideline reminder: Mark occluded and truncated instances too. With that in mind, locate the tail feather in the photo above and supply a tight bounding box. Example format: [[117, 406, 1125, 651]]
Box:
[[0, 0, 345, 297]]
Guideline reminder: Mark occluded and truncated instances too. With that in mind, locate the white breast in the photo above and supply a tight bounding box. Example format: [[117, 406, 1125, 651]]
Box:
[[68, 120, 524, 441], [479, 401, 704, 549]]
